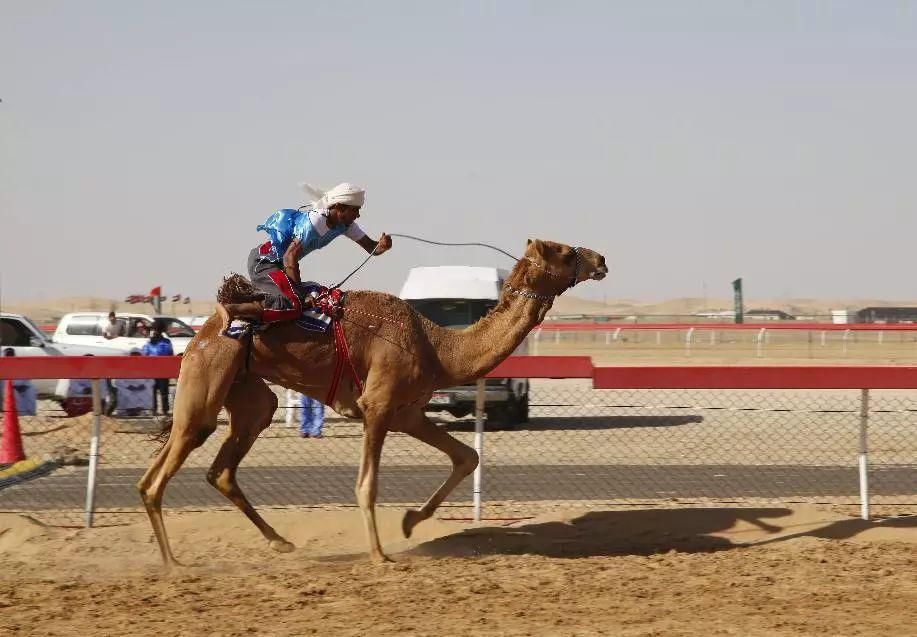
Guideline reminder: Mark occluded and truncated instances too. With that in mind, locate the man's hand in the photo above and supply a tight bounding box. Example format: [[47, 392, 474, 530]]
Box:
[[284, 239, 303, 266], [375, 233, 392, 255]]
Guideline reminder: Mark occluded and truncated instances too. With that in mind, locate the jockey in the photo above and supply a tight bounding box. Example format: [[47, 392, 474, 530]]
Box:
[[221, 182, 393, 324]]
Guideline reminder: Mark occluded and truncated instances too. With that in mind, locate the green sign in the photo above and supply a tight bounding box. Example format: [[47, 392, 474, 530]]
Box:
[[732, 278, 744, 324]]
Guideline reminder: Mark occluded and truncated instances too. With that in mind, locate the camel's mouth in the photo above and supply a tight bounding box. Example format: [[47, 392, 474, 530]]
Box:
[[591, 266, 608, 281]]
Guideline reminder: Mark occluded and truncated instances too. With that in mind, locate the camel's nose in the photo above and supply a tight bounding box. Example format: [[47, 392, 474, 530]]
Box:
[[592, 256, 608, 280]]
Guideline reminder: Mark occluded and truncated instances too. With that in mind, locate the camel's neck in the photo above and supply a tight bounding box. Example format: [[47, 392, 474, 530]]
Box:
[[435, 261, 554, 385]]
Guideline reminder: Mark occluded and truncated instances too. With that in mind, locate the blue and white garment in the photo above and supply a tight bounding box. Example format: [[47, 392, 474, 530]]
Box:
[[256, 207, 366, 263], [10, 380, 37, 416], [113, 378, 154, 414]]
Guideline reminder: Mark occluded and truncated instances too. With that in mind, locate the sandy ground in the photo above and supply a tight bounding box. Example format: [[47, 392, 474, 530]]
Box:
[[1, 505, 915, 636]]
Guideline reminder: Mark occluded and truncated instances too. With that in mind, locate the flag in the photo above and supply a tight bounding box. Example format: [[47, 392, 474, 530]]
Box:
[[182, 296, 191, 304], [171, 294, 181, 302], [150, 286, 162, 297]]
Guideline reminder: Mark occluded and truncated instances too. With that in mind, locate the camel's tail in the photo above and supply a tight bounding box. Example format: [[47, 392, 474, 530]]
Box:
[[148, 416, 174, 456]]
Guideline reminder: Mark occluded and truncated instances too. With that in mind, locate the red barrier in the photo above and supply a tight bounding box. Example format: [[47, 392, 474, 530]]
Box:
[[0, 356, 181, 380], [0, 356, 592, 380], [6, 356, 917, 390], [593, 365, 917, 390], [486, 356, 593, 378]]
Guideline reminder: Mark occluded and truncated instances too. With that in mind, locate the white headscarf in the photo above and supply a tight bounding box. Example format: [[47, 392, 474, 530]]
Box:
[[300, 182, 365, 210]]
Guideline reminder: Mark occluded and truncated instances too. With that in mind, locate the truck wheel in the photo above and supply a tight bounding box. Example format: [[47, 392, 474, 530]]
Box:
[[487, 394, 525, 430]]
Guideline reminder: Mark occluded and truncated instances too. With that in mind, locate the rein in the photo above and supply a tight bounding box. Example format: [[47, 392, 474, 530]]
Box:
[[319, 237, 582, 401]]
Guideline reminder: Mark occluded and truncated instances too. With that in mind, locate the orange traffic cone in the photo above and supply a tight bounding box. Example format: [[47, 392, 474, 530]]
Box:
[[1, 378, 25, 463]]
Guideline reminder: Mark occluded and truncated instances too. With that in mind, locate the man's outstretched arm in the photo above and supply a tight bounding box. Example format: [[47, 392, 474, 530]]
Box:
[[357, 233, 392, 255]]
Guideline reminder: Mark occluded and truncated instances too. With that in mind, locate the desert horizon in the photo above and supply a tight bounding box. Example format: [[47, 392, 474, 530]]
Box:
[[5, 293, 917, 323]]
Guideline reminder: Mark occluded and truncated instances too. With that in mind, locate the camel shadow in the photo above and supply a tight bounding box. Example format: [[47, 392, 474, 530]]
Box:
[[749, 512, 917, 546], [404, 507, 793, 559], [440, 414, 703, 433]]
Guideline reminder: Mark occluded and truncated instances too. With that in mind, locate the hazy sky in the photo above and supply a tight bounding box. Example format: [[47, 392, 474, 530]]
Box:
[[2, 1, 916, 304]]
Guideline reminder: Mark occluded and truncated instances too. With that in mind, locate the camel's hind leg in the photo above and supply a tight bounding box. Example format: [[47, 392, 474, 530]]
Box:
[[398, 408, 479, 538], [137, 416, 219, 568], [137, 321, 244, 568], [207, 375, 293, 553]]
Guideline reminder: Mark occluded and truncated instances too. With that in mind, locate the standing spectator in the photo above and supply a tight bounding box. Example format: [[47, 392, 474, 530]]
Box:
[[142, 323, 174, 416], [1, 348, 37, 416], [102, 312, 124, 414], [299, 393, 325, 438], [102, 311, 124, 339]]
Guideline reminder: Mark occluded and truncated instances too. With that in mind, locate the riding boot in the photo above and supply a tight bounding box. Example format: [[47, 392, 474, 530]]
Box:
[[218, 301, 264, 323]]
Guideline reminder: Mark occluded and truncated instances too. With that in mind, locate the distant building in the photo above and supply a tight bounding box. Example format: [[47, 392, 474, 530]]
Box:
[[855, 307, 917, 324], [745, 309, 796, 321], [694, 309, 795, 322], [831, 309, 858, 324]]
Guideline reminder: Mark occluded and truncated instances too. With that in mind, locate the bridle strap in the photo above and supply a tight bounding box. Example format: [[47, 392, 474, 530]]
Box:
[[506, 246, 581, 302], [525, 246, 580, 290]]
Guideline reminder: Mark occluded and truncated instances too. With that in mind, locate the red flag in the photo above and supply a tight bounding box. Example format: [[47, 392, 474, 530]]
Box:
[[150, 286, 162, 297]]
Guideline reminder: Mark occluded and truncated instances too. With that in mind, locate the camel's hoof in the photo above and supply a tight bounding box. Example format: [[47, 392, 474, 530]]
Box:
[[162, 558, 186, 572], [269, 538, 295, 553], [371, 552, 395, 565], [402, 509, 426, 539]]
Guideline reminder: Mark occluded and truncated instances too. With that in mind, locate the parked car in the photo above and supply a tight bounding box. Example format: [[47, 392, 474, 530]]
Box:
[[177, 315, 210, 330], [0, 312, 125, 396], [399, 266, 529, 428], [52, 312, 195, 355]]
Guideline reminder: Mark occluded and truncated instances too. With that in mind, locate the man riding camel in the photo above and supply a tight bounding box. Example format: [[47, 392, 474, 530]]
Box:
[[221, 182, 393, 324]]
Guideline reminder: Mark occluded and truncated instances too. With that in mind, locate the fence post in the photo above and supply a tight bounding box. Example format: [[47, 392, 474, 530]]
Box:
[[84, 379, 103, 528], [685, 328, 694, 356], [472, 378, 485, 522], [858, 388, 870, 521], [756, 328, 766, 358]]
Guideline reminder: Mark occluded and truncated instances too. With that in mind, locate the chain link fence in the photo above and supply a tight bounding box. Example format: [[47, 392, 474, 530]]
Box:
[[2, 377, 915, 526]]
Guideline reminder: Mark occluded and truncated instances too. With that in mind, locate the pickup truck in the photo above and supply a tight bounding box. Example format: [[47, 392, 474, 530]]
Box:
[[0, 312, 124, 396], [52, 312, 196, 355], [400, 266, 529, 429]]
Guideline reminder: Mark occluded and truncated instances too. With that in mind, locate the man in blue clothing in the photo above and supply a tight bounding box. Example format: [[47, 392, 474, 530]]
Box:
[[142, 323, 174, 416], [221, 182, 393, 324], [299, 393, 325, 438]]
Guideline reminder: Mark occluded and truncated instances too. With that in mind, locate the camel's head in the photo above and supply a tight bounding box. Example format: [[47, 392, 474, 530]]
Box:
[[523, 239, 608, 294]]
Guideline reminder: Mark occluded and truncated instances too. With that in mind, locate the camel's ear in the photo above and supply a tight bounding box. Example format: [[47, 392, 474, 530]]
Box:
[[529, 239, 550, 259]]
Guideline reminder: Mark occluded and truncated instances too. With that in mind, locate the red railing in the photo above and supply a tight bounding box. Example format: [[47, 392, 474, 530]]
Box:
[[5, 356, 917, 389]]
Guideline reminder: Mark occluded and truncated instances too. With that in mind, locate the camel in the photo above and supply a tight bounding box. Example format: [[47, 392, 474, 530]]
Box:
[[137, 239, 607, 565]]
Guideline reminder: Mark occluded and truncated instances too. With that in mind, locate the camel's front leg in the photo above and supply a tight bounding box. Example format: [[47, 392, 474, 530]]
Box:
[[355, 403, 391, 563], [399, 408, 479, 538]]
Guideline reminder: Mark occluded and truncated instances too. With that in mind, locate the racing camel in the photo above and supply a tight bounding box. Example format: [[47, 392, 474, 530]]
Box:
[[138, 239, 607, 566]]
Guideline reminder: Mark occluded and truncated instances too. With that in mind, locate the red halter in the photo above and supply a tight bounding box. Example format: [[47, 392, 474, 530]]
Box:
[[315, 288, 364, 406]]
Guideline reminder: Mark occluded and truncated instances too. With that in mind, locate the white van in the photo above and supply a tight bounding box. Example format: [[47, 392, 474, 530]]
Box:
[[400, 266, 529, 428]]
